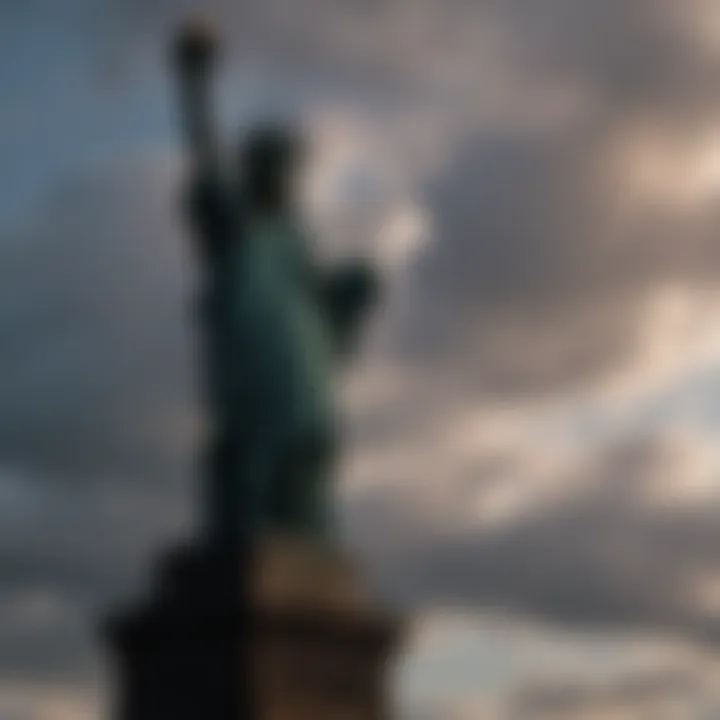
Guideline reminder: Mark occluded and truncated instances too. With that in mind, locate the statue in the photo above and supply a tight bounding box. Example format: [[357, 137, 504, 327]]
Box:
[[173, 21, 378, 548]]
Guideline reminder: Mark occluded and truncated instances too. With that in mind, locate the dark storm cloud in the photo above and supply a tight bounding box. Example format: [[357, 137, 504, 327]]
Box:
[[0, 159, 197, 484]]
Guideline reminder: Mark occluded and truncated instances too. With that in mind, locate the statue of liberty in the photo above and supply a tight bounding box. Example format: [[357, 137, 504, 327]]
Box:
[[173, 21, 377, 548]]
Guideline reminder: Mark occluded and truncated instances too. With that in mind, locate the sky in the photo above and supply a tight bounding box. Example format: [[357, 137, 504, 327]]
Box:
[[6, 0, 720, 717]]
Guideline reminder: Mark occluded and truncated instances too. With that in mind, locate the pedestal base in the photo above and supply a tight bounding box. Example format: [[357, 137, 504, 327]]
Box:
[[106, 538, 401, 720]]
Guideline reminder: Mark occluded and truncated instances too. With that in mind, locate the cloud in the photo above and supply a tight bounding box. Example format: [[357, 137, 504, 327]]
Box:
[[501, 661, 720, 719], [399, 610, 720, 718], [434, 666, 720, 719], [354, 430, 720, 638], [0, 153, 197, 485], [0, 682, 101, 720], [0, 155, 198, 683]]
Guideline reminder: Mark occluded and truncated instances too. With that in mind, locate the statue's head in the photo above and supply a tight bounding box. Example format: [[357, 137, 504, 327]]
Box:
[[239, 123, 306, 213]]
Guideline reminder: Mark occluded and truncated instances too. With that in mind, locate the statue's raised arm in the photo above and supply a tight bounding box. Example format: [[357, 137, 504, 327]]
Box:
[[173, 19, 220, 175], [173, 20, 233, 263], [320, 260, 379, 359]]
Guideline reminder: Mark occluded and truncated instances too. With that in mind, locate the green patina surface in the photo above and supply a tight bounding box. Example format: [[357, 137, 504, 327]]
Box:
[[191, 173, 376, 546], [173, 25, 377, 547]]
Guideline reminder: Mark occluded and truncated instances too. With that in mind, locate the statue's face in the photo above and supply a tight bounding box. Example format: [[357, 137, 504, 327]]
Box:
[[246, 157, 295, 210], [240, 126, 304, 213]]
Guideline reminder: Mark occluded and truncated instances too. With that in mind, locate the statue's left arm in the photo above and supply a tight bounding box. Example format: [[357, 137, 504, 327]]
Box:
[[320, 260, 380, 358]]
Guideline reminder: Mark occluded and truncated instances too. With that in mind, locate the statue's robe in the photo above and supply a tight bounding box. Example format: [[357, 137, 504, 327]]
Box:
[[186, 169, 376, 543]]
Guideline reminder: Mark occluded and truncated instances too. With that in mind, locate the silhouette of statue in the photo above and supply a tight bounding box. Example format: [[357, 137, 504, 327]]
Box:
[[173, 21, 377, 548]]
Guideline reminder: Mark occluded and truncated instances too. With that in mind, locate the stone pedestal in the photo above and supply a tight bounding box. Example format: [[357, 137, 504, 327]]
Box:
[[106, 537, 401, 720]]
